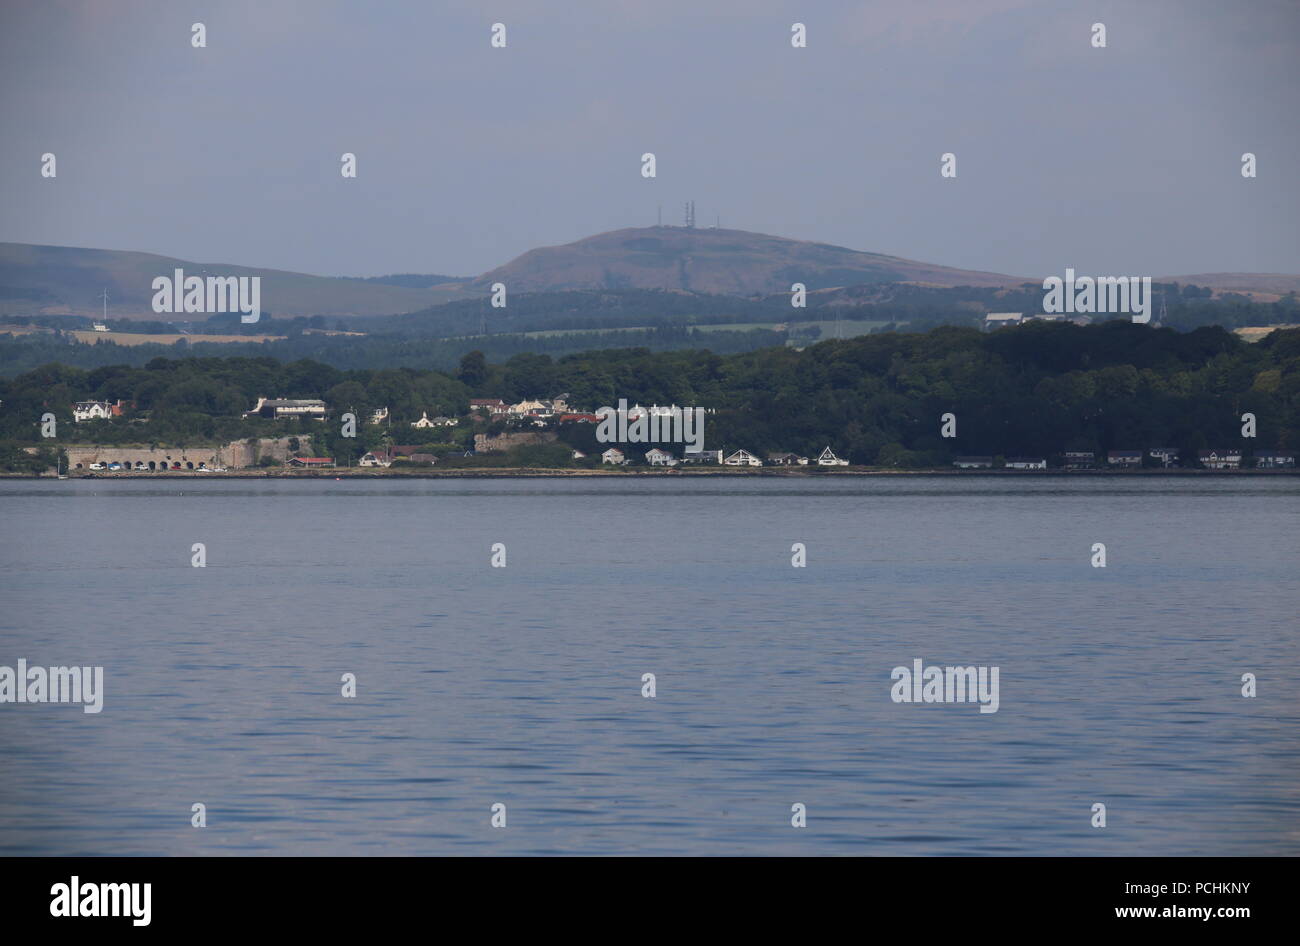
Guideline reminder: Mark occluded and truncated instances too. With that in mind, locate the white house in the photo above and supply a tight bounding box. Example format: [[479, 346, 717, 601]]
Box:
[[359, 450, 392, 468], [816, 446, 849, 466], [1198, 449, 1242, 470], [72, 400, 121, 423], [571, 449, 587, 460], [601, 447, 628, 465], [953, 456, 993, 469], [1005, 457, 1047, 470], [244, 397, 327, 420], [724, 449, 763, 467], [644, 447, 677, 466]]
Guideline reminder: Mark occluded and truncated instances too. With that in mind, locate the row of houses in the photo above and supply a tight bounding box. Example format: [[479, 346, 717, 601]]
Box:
[[599, 446, 850, 467], [953, 448, 1295, 470]]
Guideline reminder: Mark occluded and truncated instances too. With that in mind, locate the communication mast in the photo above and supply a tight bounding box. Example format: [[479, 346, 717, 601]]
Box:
[[684, 201, 695, 228]]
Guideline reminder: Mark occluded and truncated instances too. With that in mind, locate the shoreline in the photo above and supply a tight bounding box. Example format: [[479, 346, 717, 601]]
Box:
[[7, 467, 1298, 480]]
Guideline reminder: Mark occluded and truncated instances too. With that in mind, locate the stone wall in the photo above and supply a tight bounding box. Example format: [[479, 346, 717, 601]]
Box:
[[63, 436, 304, 471]]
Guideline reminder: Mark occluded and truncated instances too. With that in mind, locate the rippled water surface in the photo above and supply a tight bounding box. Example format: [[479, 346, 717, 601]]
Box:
[[1, 476, 1297, 855]]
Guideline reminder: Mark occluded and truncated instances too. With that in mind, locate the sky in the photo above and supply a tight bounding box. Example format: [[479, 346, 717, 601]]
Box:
[[2, 0, 1297, 280]]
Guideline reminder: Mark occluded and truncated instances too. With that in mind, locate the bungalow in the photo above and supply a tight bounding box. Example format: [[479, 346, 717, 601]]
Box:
[[1064, 451, 1095, 469], [1254, 451, 1295, 468], [645, 447, 678, 466], [358, 450, 391, 468], [1148, 447, 1180, 467], [1198, 449, 1242, 470], [768, 452, 809, 466], [1005, 457, 1047, 470], [983, 312, 1023, 330], [601, 447, 628, 465], [508, 399, 547, 415], [72, 400, 126, 422], [287, 456, 333, 468], [1107, 450, 1142, 467], [815, 446, 849, 467], [244, 397, 327, 420], [681, 449, 722, 464], [404, 453, 438, 466], [953, 456, 993, 469], [557, 413, 602, 424], [469, 398, 507, 414]]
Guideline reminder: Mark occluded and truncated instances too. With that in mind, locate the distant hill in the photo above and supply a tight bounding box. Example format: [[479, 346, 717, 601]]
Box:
[[0, 243, 475, 320], [472, 226, 1028, 295], [5, 231, 1298, 324]]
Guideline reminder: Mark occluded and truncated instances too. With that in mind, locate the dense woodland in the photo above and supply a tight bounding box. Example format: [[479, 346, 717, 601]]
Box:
[[2, 319, 1297, 472]]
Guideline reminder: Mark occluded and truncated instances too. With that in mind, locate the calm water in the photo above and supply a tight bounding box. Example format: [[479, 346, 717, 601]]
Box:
[[1, 476, 1297, 856]]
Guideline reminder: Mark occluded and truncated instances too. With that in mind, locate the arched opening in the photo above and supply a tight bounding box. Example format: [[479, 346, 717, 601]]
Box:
[[186, 461, 194, 469], [75, 463, 83, 469], [147, 461, 156, 470]]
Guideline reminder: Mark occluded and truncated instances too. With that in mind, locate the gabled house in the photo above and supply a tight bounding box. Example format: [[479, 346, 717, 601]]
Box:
[[287, 456, 333, 468], [72, 400, 126, 422], [1148, 447, 1179, 467], [601, 447, 628, 465], [1198, 449, 1242, 470], [815, 446, 849, 467], [469, 398, 506, 414], [1107, 450, 1142, 467], [644, 447, 677, 466], [359, 450, 392, 468], [1064, 451, 1095, 469], [768, 452, 809, 466], [724, 449, 763, 467]]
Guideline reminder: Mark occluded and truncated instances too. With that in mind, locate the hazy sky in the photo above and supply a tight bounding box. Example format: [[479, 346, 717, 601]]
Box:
[[2, 0, 1297, 279]]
